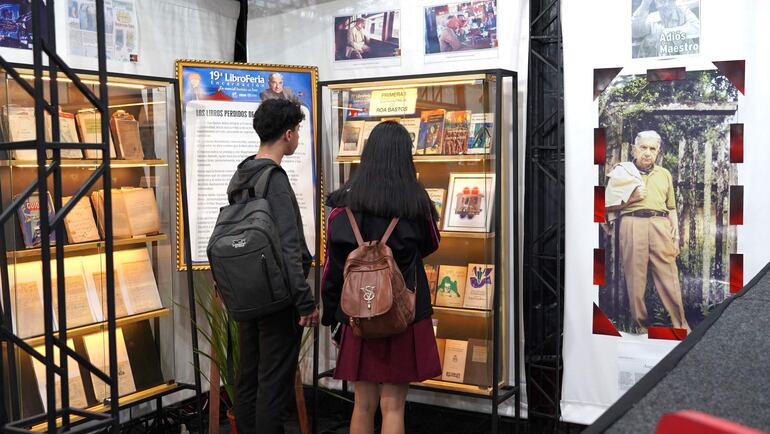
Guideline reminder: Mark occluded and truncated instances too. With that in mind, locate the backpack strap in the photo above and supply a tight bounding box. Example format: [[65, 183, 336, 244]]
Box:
[[227, 165, 280, 204], [380, 218, 399, 244], [345, 208, 365, 247]]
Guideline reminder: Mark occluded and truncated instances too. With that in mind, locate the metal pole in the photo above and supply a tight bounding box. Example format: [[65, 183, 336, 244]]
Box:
[[312, 79, 323, 434], [491, 69, 503, 434]]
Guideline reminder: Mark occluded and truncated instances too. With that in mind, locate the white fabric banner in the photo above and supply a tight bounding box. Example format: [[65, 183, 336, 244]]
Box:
[[561, 0, 770, 425]]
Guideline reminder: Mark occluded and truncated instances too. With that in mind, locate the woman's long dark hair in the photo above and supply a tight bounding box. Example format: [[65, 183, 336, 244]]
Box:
[[327, 121, 438, 221]]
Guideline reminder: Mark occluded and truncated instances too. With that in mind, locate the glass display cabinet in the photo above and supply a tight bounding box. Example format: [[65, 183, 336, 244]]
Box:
[[316, 70, 519, 423], [0, 67, 186, 427]]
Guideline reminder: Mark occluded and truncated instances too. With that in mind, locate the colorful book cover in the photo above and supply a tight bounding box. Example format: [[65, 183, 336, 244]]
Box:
[[424, 263, 439, 304], [425, 188, 447, 230], [338, 120, 365, 156], [345, 91, 372, 119], [442, 110, 471, 155], [435, 265, 467, 308], [463, 263, 494, 310], [16, 192, 56, 248], [417, 109, 446, 155], [468, 113, 494, 154]]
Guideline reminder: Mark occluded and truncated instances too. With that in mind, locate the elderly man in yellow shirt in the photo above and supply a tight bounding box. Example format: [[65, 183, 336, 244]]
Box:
[[606, 131, 690, 333]]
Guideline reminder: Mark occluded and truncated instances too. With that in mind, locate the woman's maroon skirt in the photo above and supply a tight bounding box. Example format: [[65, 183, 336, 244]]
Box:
[[333, 317, 442, 384]]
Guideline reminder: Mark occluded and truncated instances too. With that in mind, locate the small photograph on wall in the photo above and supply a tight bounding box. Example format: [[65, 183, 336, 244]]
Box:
[[0, 0, 32, 49], [631, 0, 700, 59], [424, 0, 497, 55], [598, 68, 739, 336], [334, 10, 400, 62]]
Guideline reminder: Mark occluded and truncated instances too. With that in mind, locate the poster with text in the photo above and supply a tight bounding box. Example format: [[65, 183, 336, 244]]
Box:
[[67, 0, 138, 62], [424, 0, 497, 56], [631, 0, 700, 59], [334, 10, 400, 62], [175, 61, 318, 270], [0, 0, 31, 50]]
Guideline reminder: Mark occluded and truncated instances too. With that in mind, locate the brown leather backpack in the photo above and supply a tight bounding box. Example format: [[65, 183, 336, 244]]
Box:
[[340, 208, 416, 339]]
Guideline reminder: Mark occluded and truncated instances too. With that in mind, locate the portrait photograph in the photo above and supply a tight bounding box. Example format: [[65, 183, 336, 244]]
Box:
[[424, 0, 497, 55], [443, 172, 495, 232], [334, 10, 400, 62], [597, 68, 739, 335], [631, 0, 700, 59]]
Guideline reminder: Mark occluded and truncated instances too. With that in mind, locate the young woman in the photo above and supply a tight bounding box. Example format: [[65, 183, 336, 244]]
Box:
[[321, 121, 442, 434]]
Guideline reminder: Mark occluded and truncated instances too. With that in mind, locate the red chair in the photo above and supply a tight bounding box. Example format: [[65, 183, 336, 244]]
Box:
[[656, 410, 767, 434]]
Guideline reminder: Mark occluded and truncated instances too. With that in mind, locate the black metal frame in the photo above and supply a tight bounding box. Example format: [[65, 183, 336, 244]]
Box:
[[524, 0, 565, 430], [0, 3, 203, 433], [314, 69, 520, 434]]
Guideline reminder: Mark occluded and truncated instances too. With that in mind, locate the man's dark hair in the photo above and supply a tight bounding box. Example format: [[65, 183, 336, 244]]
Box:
[[253, 99, 305, 143], [327, 121, 438, 221]]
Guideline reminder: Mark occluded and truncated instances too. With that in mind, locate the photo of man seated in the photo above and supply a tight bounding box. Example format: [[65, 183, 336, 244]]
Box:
[[334, 11, 401, 61]]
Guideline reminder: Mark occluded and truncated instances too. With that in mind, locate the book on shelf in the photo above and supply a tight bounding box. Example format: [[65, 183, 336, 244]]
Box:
[[84, 328, 136, 401], [56, 111, 86, 159], [417, 109, 446, 155], [32, 339, 89, 410], [434, 265, 467, 308], [116, 249, 163, 314], [51, 271, 99, 329], [424, 263, 439, 305], [399, 117, 421, 154], [110, 110, 145, 160], [16, 192, 57, 248], [5, 106, 53, 160], [75, 111, 117, 159], [63, 195, 101, 243], [360, 120, 379, 150], [425, 188, 447, 231], [338, 120, 365, 156], [464, 338, 492, 387], [441, 339, 468, 383], [462, 263, 494, 310], [92, 188, 160, 239], [434, 338, 446, 380], [7, 273, 45, 338], [442, 110, 471, 155], [345, 91, 372, 119], [468, 113, 494, 154]]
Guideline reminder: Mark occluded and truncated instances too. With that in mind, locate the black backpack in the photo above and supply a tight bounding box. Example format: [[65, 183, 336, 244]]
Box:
[[206, 166, 292, 321]]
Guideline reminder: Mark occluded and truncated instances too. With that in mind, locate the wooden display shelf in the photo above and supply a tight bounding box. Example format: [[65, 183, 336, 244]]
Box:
[[30, 382, 183, 432], [439, 231, 494, 239], [0, 159, 168, 168], [335, 154, 493, 164], [24, 308, 171, 347], [412, 379, 492, 396], [8, 233, 168, 260], [432, 305, 492, 317]]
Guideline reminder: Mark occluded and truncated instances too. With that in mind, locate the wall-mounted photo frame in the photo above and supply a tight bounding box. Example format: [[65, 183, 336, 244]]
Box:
[[443, 172, 495, 233], [174, 60, 320, 270]]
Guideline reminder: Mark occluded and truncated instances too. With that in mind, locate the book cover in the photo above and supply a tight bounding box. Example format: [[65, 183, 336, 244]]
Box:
[[84, 328, 136, 401], [464, 338, 492, 387], [345, 91, 372, 119], [122, 188, 161, 236], [462, 263, 494, 310], [57, 111, 85, 159], [16, 192, 56, 248], [425, 188, 447, 230], [110, 110, 144, 160], [117, 249, 163, 314], [51, 272, 98, 329], [468, 113, 494, 154], [6, 106, 53, 160], [360, 120, 380, 151], [424, 263, 439, 304], [63, 195, 100, 243], [399, 117, 421, 154], [441, 339, 468, 383], [434, 338, 446, 380], [417, 109, 446, 155], [435, 265, 467, 308], [76, 111, 117, 159], [33, 339, 89, 410], [338, 120, 365, 156], [442, 110, 471, 155], [92, 189, 132, 239]]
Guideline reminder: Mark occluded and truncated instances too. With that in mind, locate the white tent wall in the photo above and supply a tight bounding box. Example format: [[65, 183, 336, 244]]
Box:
[[561, 0, 770, 425], [248, 0, 529, 417], [0, 0, 240, 78]]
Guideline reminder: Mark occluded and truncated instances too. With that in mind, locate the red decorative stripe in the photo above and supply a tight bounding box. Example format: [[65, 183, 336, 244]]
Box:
[[594, 67, 623, 100], [729, 186, 744, 225], [648, 327, 688, 341], [713, 60, 746, 95], [730, 124, 744, 163], [730, 254, 744, 294], [647, 67, 687, 81], [594, 128, 606, 165], [592, 303, 621, 337], [594, 186, 606, 223], [593, 248, 605, 285]]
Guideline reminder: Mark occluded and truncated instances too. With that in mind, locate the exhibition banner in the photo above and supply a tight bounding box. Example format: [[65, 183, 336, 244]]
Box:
[[67, 0, 139, 62], [561, 0, 770, 425], [175, 60, 319, 270]]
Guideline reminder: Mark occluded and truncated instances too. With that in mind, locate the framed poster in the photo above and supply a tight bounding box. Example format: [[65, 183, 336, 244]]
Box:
[[333, 10, 401, 65], [423, 0, 498, 63], [443, 172, 495, 232], [175, 60, 320, 270]]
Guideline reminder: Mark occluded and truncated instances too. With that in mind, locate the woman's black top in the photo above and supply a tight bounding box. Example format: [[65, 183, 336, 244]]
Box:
[[320, 207, 441, 329]]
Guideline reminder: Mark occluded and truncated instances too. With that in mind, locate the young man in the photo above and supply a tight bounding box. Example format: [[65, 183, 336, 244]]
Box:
[[227, 98, 319, 434]]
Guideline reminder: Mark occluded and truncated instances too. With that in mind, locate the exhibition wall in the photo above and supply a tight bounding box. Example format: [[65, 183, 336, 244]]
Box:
[[247, 0, 530, 417], [562, 0, 770, 425]]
